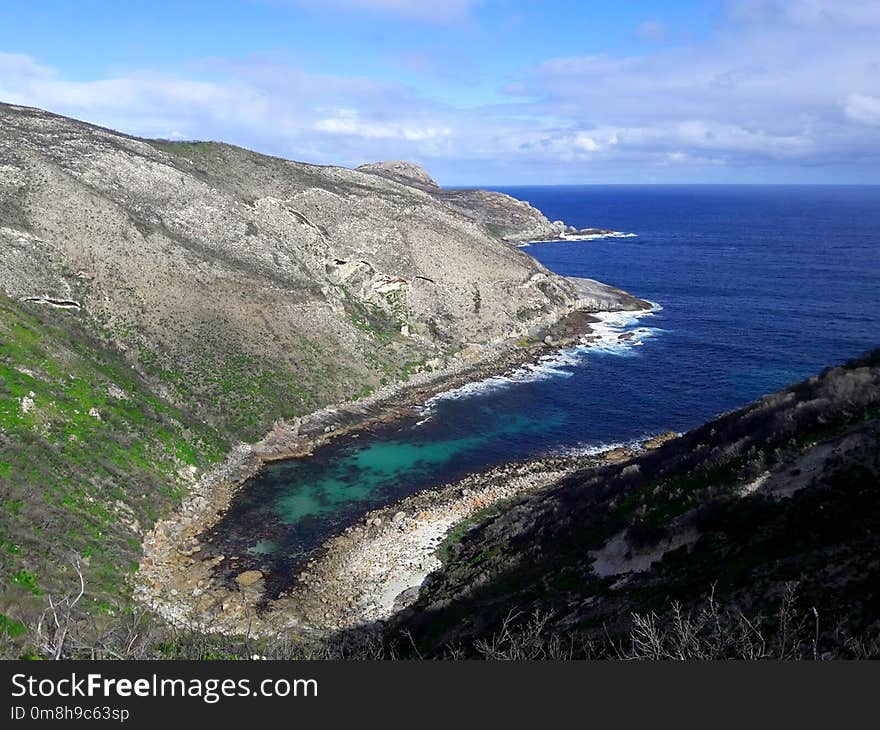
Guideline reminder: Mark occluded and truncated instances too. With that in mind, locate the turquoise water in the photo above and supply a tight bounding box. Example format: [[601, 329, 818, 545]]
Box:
[[208, 185, 880, 596], [266, 411, 563, 525]]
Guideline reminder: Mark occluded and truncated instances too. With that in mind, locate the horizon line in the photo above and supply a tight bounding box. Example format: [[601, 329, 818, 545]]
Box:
[[448, 182, 880, 188]]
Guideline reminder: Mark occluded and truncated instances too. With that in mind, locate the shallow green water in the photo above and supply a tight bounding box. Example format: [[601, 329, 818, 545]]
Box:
[[206, 408, 569, 593], [274, 412, 560, 524]]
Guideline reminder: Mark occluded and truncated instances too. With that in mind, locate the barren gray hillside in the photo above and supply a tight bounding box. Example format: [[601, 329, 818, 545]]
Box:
[[0, 103, 604, 440]]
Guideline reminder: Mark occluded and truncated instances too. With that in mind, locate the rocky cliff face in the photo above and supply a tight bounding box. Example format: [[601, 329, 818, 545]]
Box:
[[0, 104, 607, 440], [392, 350, 880, 657]]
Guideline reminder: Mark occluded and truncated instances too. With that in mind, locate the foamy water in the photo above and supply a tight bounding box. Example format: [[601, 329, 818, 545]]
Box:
[[518, 230, 639, 248], [553, 435, 660, 458], [417, 304, 664, 417]]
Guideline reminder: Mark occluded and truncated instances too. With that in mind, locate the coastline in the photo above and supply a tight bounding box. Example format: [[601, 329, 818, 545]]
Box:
[[517, 230, 638, 247], [135, 297, 659, 639], [272, 434, 677, 632]]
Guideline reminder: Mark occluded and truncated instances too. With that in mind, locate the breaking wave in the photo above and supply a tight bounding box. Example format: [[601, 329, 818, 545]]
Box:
[[415, 304, 665, 418], [519, 231, 639, 248]]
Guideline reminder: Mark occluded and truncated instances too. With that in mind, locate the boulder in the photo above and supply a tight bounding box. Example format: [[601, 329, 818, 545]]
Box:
[[603, 447, 634, 464], [642, 431, 680, 450], [234, 570, 264, 588]]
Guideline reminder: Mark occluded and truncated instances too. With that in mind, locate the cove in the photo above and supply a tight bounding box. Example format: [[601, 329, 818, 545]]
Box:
[[206, 185, 880, 600], [205, 309, 656, 598]]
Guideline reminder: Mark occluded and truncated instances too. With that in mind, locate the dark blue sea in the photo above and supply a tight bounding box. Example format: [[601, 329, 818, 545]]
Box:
[[210, 185, 880, 581]]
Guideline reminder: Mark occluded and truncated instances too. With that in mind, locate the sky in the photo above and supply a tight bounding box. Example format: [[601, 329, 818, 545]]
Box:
[[1, 0, 879, 185]]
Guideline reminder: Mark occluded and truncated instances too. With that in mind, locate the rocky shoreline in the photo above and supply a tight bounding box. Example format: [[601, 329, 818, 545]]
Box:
[[135, 298, 658, 640], [138, 429, 678, 639], [274, 436, 677, 632], [518, 228, 639, 246]]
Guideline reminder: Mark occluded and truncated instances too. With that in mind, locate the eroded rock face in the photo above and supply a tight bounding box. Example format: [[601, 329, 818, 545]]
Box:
[[570, 278, 653, 311], [0, 103, 611, 439]]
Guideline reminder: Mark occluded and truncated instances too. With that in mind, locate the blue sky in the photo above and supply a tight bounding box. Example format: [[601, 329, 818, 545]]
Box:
[[1, 0, 879, 184]]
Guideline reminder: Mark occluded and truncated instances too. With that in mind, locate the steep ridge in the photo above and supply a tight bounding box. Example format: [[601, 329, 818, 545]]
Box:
[[392, 350, 880, 657]]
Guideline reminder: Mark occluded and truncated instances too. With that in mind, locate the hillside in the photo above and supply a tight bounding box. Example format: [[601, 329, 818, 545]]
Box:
[[0, 103, 586, 444], [392, 350, 880, 658], [0, 103, 648, 655], [0, 294, 226, 646]]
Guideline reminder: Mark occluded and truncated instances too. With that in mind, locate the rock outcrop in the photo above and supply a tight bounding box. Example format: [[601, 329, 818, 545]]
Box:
[[355, 160, 440, 189], [356, 160, 564, 242]]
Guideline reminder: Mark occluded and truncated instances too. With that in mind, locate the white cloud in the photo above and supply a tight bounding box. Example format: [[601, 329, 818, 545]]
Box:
[[506, 2, 880, 174], [844, 94, 880, 126], [314, 109, 451, 141], [0, 71, 275, 138], [573, 133, 600, 152], [0, 52, 53, 78]]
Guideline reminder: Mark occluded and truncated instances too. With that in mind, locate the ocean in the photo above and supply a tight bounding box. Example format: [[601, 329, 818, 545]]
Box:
[[207, 185, 880, 586]]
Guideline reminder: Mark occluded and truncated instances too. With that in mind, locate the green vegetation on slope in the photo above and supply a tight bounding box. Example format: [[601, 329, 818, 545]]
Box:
[[0, 295, 227, 638]]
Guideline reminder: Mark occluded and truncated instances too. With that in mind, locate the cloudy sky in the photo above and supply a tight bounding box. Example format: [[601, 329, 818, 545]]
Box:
[[1, 0, 879, 184]]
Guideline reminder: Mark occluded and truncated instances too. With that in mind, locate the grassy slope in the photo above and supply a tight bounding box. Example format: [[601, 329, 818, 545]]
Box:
[[0, 295, 227, 644]]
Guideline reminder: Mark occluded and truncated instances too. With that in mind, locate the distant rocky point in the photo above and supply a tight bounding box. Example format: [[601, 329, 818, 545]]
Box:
[[356, 159, 568, 242], [356, 160, 633, 244]]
